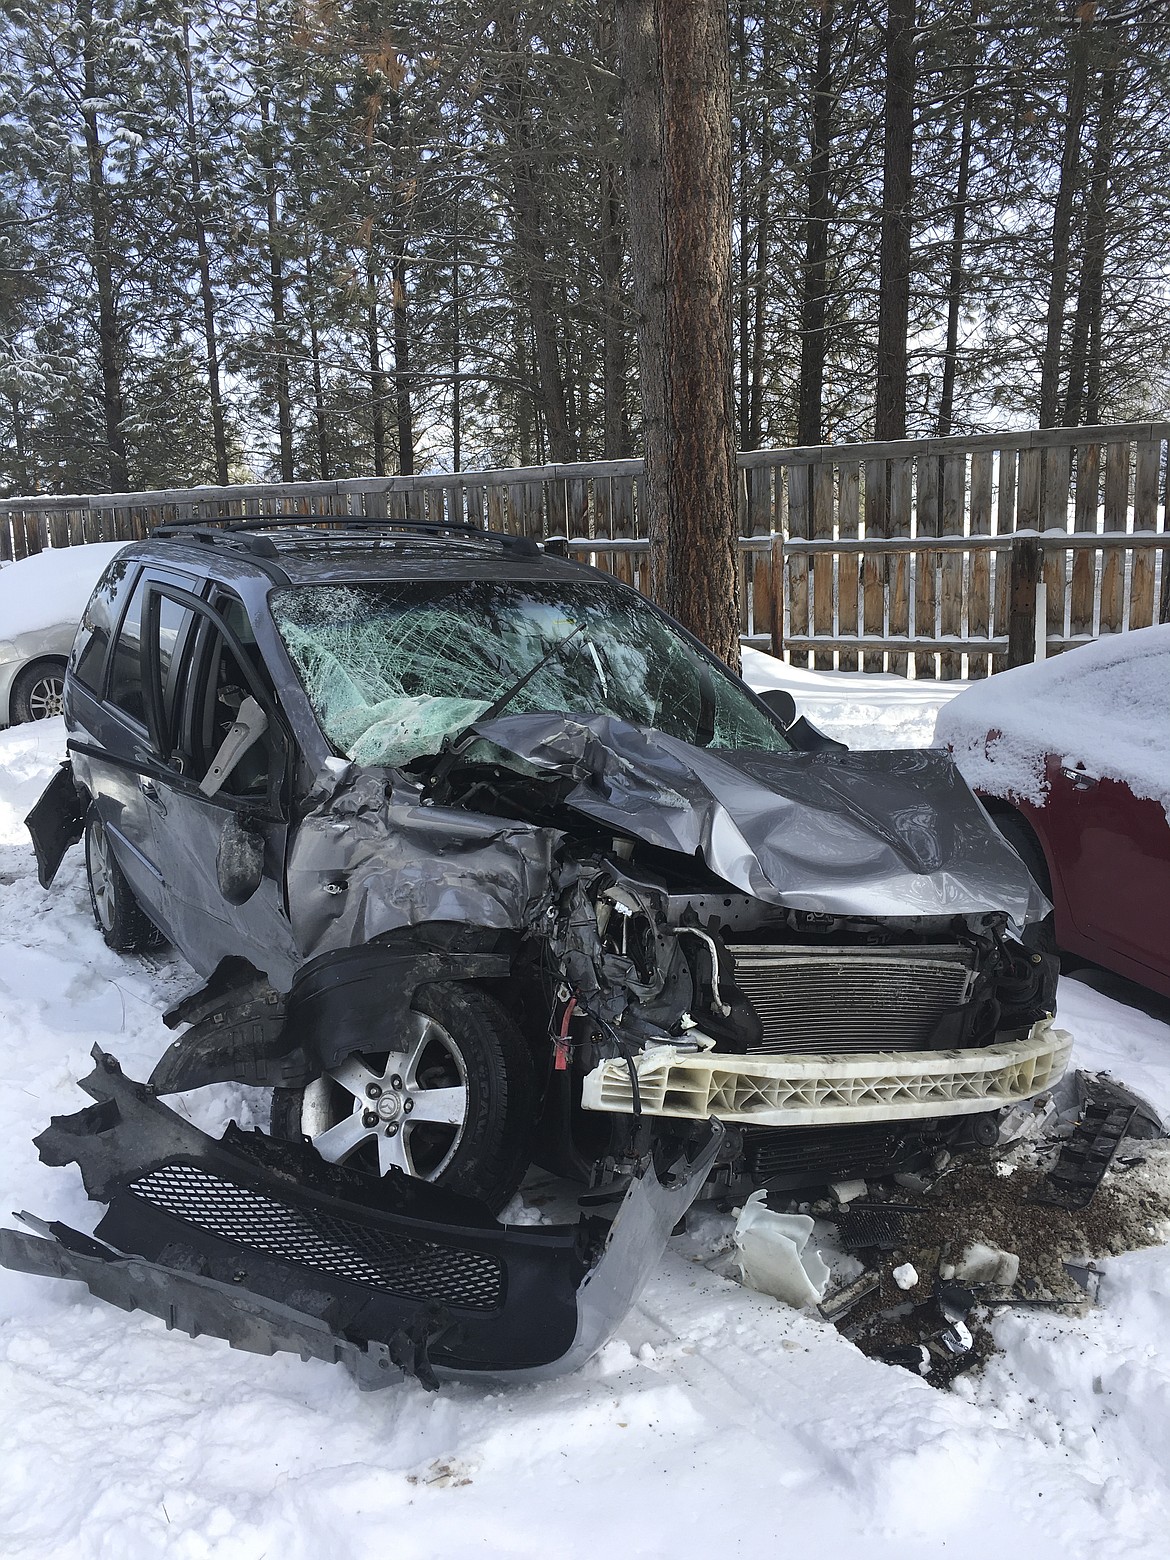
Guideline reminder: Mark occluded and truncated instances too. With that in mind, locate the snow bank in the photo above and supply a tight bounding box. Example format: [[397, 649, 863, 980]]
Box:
[[742, 647, 966, 750], [934, 626, 1170, 810], [0, 541, 127, 640]]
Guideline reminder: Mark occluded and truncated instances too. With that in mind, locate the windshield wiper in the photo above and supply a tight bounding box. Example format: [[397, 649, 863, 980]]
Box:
[[426, 621, 587, 797]]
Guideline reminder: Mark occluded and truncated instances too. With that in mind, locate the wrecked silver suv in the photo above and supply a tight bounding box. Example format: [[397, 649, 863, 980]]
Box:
[[29, 520, 1069, 1214]]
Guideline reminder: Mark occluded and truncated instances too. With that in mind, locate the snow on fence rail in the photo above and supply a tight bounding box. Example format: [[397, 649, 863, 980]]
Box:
[[1, 422, 1166, 680]]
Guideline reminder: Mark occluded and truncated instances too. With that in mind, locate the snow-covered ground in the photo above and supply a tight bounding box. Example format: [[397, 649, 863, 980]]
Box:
[[4, 705, 1170, 1559]]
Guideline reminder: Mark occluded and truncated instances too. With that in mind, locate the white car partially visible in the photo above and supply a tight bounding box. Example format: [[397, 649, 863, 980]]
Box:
[[0, 543, 127, 726]]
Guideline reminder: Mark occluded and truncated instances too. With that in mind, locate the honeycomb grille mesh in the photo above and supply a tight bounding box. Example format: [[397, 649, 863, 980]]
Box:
[[129, 1162, 503, 1310], [730, 945, 975, 1055]]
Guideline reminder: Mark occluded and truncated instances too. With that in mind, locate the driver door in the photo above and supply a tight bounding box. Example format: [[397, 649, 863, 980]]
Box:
[[143, 581, 298, 986]]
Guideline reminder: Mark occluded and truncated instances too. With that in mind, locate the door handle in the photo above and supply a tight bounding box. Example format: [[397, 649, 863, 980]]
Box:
[[140, 778, 167, 813]]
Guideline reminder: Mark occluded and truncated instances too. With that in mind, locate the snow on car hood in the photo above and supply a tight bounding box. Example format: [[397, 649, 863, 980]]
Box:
[[935, 624, 1170, 813], [471, 712, 1051, 927]]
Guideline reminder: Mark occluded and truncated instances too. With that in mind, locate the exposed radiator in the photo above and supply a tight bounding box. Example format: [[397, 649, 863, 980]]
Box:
[[729, 944, 976, 1055]]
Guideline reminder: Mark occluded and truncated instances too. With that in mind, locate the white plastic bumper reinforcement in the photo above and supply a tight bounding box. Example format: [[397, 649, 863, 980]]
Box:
[[581, 1019, 1072, 1127]]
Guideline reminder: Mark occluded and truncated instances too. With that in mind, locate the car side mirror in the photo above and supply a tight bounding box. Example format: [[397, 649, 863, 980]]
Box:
[[216, 813, 266, 905], [757, 687, 797, 728], [199, 696, 268, 798]]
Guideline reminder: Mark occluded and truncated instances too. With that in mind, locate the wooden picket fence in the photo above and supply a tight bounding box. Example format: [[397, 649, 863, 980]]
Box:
[[2, 421, 1167, 679]]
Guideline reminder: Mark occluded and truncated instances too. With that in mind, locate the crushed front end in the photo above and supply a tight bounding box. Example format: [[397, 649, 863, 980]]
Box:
[[433, 715, 1072, 1192]]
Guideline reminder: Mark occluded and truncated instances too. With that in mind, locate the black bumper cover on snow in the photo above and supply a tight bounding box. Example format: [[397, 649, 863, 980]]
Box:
[[0, 1048, 720, 1389]]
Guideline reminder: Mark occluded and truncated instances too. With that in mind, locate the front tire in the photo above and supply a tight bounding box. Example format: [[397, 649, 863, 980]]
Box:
[[272, 980, 536, 1212], [84, 809, 163, 952]]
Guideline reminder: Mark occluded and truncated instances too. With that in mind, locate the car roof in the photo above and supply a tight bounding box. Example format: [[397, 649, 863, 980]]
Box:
[[123, 524, 604, 591]]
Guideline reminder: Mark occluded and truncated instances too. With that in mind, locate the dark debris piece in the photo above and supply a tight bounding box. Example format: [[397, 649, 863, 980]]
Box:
[[833, 1202, 924, 1252], [819, 1270, 880, 1323], [1035, 1100, 1136, 1211], [878, 1343, 931, 1375]]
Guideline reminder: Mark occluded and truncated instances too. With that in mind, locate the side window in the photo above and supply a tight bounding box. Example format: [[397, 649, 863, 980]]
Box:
[[71, 560, 139, 694], [150, 592, 198, 759], [107, 575, 148, 725], [181, 593, 282, 805]]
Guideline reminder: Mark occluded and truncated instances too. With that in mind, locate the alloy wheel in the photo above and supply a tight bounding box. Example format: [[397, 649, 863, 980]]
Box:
[[27, 674, 65, 719], [88, 819, 116, 932], [301, 1010, 470, 1180]]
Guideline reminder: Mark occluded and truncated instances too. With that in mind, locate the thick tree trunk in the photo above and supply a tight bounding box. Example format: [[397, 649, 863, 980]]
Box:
[[796, 0, 835, 448], [179, 19, 228, 484], [1065, 47, 1119, 428], [618, 0, 739, 670], [1038, 16, 1091, 429], [514, 322, 534, 468], [599, 1, 627, 461], [747, 0, 772, 451], [874, 0, 915, 444], [736, 3, 750, 449], [79, 0, 128, 492], [392, 248, 414, 475]]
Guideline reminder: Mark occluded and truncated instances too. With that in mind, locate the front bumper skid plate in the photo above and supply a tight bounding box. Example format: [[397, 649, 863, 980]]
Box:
[[0, 1047, 720, 1390]]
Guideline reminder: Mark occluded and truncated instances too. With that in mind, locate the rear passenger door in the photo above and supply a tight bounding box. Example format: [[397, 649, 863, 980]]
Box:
[[67, 564, 188, 935], [143, 581, 299, 986]]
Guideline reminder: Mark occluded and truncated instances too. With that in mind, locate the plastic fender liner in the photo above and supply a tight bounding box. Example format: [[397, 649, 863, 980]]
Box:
[[3, 1047, 722, 1389], [25, 760, 86, 889], [284, 938, 513, 1076], [151, 960, 298, 1094], [149, 934, 514, 1094]]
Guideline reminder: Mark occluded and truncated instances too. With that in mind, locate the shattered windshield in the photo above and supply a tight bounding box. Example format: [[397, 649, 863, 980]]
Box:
[[270, 578, 790, 769]]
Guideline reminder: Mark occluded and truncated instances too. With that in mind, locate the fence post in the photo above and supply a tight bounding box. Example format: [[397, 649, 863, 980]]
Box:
[[769, 534, 784, 659], [1007, 538, 1040, 667]]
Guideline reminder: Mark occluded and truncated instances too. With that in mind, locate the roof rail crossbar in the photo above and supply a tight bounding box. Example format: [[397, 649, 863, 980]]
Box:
[[150, 514, 541, 556]]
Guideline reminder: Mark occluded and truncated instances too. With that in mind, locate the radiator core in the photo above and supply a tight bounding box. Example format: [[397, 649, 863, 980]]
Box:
[[728, 944, 976, 1055]]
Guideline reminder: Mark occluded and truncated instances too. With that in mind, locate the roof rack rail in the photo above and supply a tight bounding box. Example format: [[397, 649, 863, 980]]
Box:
[[150, 514, 542, 557]]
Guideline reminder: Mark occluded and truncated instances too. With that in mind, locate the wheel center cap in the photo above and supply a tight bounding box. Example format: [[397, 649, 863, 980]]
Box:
[[375, 1091, 402, 1121]]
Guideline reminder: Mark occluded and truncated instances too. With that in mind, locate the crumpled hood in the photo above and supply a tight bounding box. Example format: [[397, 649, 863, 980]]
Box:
[[471, 713, 1051, 927]]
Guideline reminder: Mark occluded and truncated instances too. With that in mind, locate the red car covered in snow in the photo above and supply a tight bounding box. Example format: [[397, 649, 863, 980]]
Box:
[[936, 625, 1170, 1000]]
